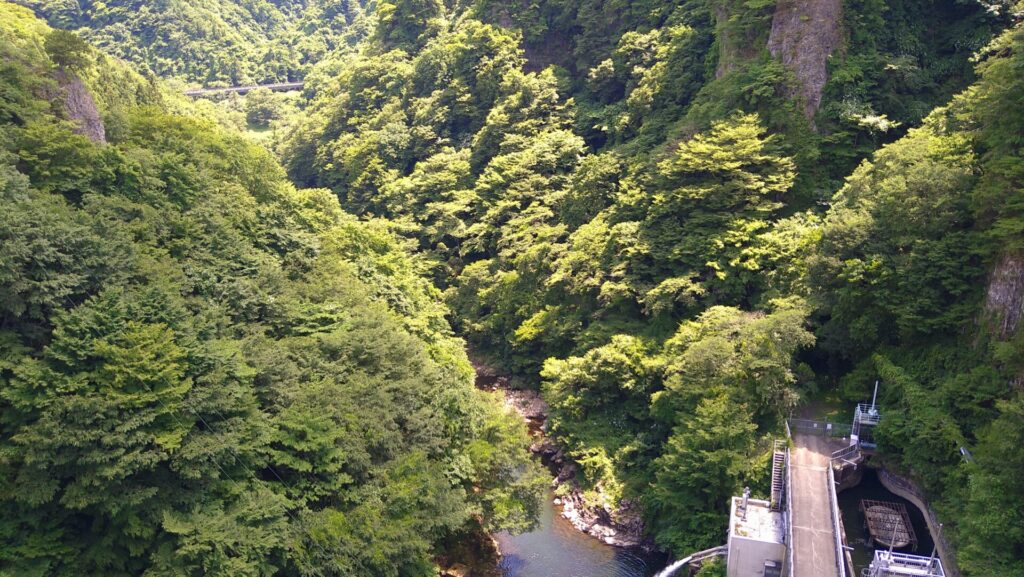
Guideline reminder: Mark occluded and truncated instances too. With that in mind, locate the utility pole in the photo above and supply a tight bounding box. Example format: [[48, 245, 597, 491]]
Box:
[[870, 381, 879, 416]]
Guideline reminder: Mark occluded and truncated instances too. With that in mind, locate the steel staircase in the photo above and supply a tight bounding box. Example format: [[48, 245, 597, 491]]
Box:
[[770, 439, 787, 511]]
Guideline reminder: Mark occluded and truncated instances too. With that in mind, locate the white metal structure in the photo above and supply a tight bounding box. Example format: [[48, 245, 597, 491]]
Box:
[[865, 551, 944, 577], [852, 403, 882, 448]]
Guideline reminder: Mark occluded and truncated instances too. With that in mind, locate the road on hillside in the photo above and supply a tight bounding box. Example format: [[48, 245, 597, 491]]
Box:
[[184, 82, 305, 97]]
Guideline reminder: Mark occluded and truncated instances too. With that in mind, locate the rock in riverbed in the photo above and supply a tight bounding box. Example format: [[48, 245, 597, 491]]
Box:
[[557, 489, 650, 548]]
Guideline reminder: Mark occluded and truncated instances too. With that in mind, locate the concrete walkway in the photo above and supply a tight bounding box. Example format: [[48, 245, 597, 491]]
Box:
[[790, 434, 846, 577]]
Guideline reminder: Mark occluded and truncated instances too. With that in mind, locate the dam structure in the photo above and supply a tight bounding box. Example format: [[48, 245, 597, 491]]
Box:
[[668, 398, 949, 577]]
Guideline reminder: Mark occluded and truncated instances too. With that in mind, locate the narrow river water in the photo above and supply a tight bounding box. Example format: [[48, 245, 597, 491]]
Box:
[[474, 363, 665, 577], [495, 489, 662, 577]]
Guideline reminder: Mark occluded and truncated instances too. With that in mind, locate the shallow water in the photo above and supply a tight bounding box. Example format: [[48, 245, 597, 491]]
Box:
[[495, 491, 664, 577], [475, 364, 666, 577]]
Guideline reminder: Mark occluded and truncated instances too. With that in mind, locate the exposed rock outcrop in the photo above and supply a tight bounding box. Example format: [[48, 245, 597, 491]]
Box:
[[472, 358, 549, 425], [767, 0, 843, 120], [56, 71, 106, 143], [713, 5, 764, 80], [557, 490, 650, 549], [983, 252, 1024, 339], [439, 564, 470, 577], [713, 5, 738, 79], [502, 387, 549, 424], [533, 435, 650, 549]]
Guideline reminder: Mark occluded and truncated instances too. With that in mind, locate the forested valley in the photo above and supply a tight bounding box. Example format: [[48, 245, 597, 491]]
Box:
[[15, 0, 367, 85], [1, 0, 1023, 576]]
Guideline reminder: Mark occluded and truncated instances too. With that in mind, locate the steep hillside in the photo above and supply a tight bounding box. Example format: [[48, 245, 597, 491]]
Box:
[[766, 0, 842, 119], [281, 0, 1024, 572], [3, 0, 1023, 575], [13, 0, 368, 84], [0, 4, 542, 575], [471, 0, 1006, 193]]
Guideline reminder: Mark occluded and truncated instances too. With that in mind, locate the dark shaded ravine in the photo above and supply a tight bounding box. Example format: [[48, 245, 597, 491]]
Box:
[[838, 468, 936, 576]]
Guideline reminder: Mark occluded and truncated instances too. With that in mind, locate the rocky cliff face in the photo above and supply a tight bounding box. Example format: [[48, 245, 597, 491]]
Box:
[[57, 71, 106, 143], [984, 252, 1024, 339], [713, 4, 767, 80], [767, 0, 843, 119]]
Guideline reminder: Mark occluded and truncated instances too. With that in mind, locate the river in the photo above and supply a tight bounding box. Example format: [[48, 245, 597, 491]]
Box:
[[495, 489, 663, 577], [474, 362, 665, 577]]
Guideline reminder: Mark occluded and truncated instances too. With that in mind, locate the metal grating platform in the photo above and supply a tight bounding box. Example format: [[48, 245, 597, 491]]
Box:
[[860, 499, 918, 551]]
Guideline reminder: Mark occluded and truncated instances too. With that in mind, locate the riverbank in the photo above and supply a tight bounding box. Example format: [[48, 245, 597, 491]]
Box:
[[437, 521, 503, 577], [494, 487, 661, 577], [472, 359, 653, 551]]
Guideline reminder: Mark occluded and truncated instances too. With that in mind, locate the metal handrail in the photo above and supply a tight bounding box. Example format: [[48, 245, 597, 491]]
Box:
[[789, 418, 852, 438], [786, 447, 795, 577], [831, 443, 860, 464], [654, 545, 727, 577], [827, 465, 847, 577], [692, 545, 728, 561], [871, 550, 946, 576], [788, 418, 826, 430], [855, 403, 882, 425]]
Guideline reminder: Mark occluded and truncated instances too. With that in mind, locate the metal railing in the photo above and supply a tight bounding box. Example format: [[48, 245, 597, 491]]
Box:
[[789, 418, 852, 438], [771, 440, 787, 511], [831, 424, 853, 438], [692, 545, 728, 562], [654, 545, 727, 577], [788, 418, 826, 433], [783, 420, 795, 577], [827, 465, 847, 577], [869, 550, 945, 577], [786, 447, 795, 577], [855, 403, 882, 426], [831, 443, 860, 465]]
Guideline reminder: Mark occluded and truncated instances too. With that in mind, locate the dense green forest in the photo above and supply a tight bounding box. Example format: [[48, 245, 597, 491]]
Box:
[[3, 0, 1024, 576], [280, 0, 1024, 574], [0, 4, 543, 575], [12, 0, 368, 85]]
